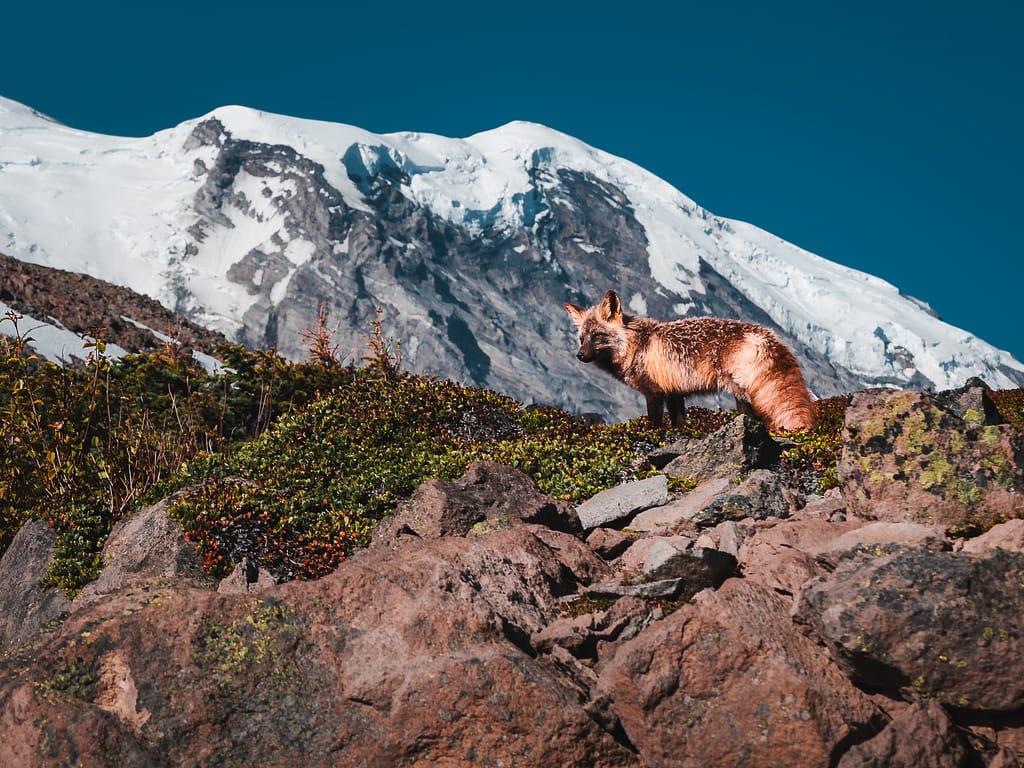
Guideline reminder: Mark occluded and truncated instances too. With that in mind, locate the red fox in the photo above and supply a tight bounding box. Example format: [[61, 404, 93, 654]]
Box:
[[563, 290, 817, 432]]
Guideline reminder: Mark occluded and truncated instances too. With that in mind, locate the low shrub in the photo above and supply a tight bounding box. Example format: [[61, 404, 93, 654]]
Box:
[[170, 362, 674, 581]]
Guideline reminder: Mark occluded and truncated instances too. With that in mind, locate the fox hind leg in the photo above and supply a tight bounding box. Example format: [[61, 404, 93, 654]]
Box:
[[735, 396, 758, 419], [667, 394, 686, 427], [645, 393, 665, 427]]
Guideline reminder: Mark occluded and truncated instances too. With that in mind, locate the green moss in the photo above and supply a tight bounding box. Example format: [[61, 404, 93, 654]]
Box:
[[981, 425, 1003, 445], [560, 595, 620, 618], [193, 599, 303, 691], [948, 429, 966, 454], [33, 660, 97, 705], [919, 452, 954, 491], [963, 408, 986, 426], [904, 410, 931, 454]]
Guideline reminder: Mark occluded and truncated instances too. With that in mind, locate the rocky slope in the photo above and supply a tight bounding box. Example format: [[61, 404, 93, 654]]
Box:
[[1, 380, 1023, 766], [0, 252, 228, 365]]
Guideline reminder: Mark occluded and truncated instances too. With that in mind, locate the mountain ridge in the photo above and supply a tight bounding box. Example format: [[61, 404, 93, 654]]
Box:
[[2, 95, 1022, 420]]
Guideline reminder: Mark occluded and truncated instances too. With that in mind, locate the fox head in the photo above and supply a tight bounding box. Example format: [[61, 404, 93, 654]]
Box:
[[563, 290, 628, 366]]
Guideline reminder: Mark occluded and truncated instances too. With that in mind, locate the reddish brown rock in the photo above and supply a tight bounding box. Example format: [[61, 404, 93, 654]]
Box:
[[824, 521, 949, 554], [960, 518, 1024, 555], [738, 519, 949, 599], [0, 252, 227, 360], [0, 526, 632, 768], [585, 527, 636, 560], [736, 519, 865, 596], [372, 460, 579, 547], [597, 579, 882, 766], [837, 699, 971, 768]]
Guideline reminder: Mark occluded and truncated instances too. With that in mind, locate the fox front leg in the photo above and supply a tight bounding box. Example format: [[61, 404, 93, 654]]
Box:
[[645, 393, 666, 427], [666, 393, 686, 427]]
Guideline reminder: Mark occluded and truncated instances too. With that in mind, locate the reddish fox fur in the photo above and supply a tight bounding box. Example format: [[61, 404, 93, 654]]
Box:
[[564, 290, 817, 432]]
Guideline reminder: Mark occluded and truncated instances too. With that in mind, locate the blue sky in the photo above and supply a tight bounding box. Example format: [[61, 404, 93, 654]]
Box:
[[6, 1, 1023, 362]]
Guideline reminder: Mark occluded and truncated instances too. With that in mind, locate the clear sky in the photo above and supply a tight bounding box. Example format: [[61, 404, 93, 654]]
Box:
[[6, 0, 1022, 362]]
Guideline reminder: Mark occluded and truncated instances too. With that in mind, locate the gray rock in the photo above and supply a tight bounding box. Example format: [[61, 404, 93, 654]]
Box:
[[589, 545, 735, 602], [587, 577, 694, 601], [629, 477, 732, 534], [662, 415, 781, 482], [630, 470, 790, 534], [575, 474, 671, 530], [688, 469, 790, 528], [72, 495, 214, 611], [0, 520, 70, 653], [645, 542, 736, 586], [794, 547, 1024, 712]]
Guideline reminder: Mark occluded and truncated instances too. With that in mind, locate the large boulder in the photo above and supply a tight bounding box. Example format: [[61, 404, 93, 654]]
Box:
[[0, 526, 633, 768], [794, 547, 1024, 713], [838, 389, 1024, 528], [596, 578, 882, 766]]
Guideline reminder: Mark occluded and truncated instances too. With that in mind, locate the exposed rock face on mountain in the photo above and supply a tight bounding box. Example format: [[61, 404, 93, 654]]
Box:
[[2, 381, 1023, 766]]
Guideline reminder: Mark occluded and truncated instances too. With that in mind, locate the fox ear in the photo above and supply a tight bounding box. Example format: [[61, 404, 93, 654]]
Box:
[[563, 303, 586, 327], [599, 290, 622, 323]]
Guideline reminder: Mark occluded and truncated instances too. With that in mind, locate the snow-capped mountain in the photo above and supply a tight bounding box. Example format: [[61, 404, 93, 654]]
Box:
[[2, 95, 1022, 420]]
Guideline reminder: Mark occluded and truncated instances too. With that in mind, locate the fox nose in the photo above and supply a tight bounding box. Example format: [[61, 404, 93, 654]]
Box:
[[576, 350, 591, 362]]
